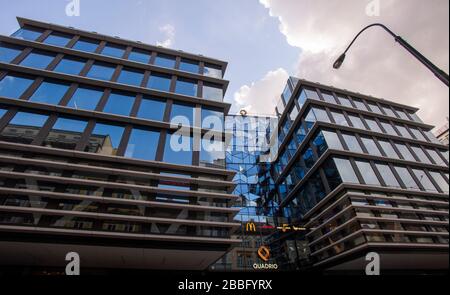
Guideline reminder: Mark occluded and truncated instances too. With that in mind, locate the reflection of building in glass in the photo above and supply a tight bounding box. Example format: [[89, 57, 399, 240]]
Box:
[[435, 122, 449, 146]]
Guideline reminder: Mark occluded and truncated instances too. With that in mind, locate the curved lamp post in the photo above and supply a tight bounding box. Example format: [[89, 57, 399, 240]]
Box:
[[333, 23, 449, 87]]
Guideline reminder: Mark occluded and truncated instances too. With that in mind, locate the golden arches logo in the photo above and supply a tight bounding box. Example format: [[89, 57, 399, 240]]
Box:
[[246, 222, 256, 232], [257, 246, 271, 262]]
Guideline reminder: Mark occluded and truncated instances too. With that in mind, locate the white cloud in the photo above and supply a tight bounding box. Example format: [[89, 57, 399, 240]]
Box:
[[157, 24, 175, 48], [259, 0, 449, 129], [233, 68, 289, 116]]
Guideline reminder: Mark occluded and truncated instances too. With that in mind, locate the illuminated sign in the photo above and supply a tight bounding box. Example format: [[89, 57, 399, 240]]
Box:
[[257, 246, 271, 262], [245, 222, 257, 232], [277, 224, 307, 233], [254, 246, 278, 270]]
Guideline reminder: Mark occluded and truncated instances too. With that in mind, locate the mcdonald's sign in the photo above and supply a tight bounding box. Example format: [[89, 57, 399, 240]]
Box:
[[245, 222, 257, 232]]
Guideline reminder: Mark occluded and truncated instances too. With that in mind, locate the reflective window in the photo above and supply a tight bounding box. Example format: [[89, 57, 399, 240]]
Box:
[[394, 108, 409, 121], [380, 120, 399, 136], [0, 42, 23, 63], [0, 111, 48, 144], [311, 107, 330, 123], [331, 110, 349, 126], [86, 62, 116, 81], [352, 98, 368, 111], [365, 117, 382, 133], [20, 50, 55, 69], [12, 27, 43, 41], [147, 73, 171, 92], [322, 130, 343, 150], [0, 108, 6, 119], [128, 48, 151, 64], [29, 80, 70, 105], [288, 104, 299, 123], [426, 148, 447, 166], [412, 169, 438, 192], [348, 114, 367, 130], [424, 131, 442, 144], [296, 90, 307, 109], [378, 140, 400, 159], [43, 33, 72, 47], [203, 64, 222, 78], [381, 105, 396, 117], [203, 83, 223, 101], [72, 38, 100, 53], [343, 133, 363, 153], [313, 132, 328, 158], [355, 160, 380, 186], [0, 74, 34, 99], [395, 124, 413, 139], [117, 68, 144, 87], [125, 128, 160, 161], [395, 143, 416, 162], [103, 92, 135, 116], [282, 84, 292, 104], [67, 86, 103, 111], [200, 137, 225, 168], [360, 137, 382, 156], [337, 95, 353, 108], [429, 171, 449, 193], [202, 108, 224, 132], [305, 88, 320, 100], [154, 54, 176, 68], [334, 158, 359, 183], [409, 112, 423, 123], [170, 103, 194, 126], [175, 78, 198, 96], [164, 133, 193, 166], [179, 59, 199, 74], [101, 43, 126, 58], [87, 123, 125, 156], [53, 56, 86, 75], [137, 96, 166, 121], [43, 118, 88, 150], [376, 163, 400, 188], [410, 145, 432, 164], [409, 127, 426, 141], [394, 166, 420, 190], [321, 91, 336, 104], [367, 102, 383, 114]]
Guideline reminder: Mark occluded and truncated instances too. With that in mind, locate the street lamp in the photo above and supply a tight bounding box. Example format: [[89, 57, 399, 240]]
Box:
[[333, 23, 449, 87]]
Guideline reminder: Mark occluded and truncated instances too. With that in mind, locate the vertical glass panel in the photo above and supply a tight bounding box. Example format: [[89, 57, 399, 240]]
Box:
[[375, 163, 400, 188], [125, 128, 160, 161], [86, 62, 116, 81], [348, 114, 367, 130], [282, 84, 292, 104], [87, 123, 124, 156], [322, 130, 343, 150], [203, 83, 223, 101], [380, 120, 399, 136], [67, 86, 103, 111], [394, 108, 409, 120], [175, 78, 198, 96], [179, 59, 199, 74], [43, 33, 72, 47], [395, 143, 416, 162], [296, 90, 307, 109], [200, 137, 225, 168], [137, 96, 166, 121], [412, 169, 438, 192], [331, 110, 349, 126], [410, 145, 432, 164], [20, 50, 55, 69], [441, 150, 449, 163], [395, 124, 413, 139], [352, 98, 368, 111], [322, 157, 343, 190], [409, 127, 426, 141], [154, 54, 176, 68], [378, 140, 400, 159], [289, 104, 299, 122], [0, 112, 48, 144], [101, 43, 126, 58], [164, 133, 193, 165], [342, 133, 363, 153], [429, 171, 449, 193], [312, 107, 330, 123], [53, 56, 86, 75], [128, 49, 151, 64], [202, 108, 224, 132], [334, 158, 359, 183], [313, 132, 328, 158], [276, 97, 286, 116], [170, 103, 194, 126], [0, 42, 23, 63], [303, 148, 315, 169], [12, 27, 43, 41], [0, 108, 6, 119], [365, 117, 382, 133], [337, 95, 353, 108], [203, 64, 222, 78], [426, 148, 447, 166], [424, 131, 442, 144], [394, 166, 420, 190], [321, 91, 336, 104], [103, 92, 135, 117], [381, 105, 397, 117], [147, 73, 171, 92], [360, 137, 382, 156], [43, 118, 88, 150], [0, 74, 34, 99], [72, 38, 100, 53], [367, 102, 383, 114], [409, 112, 423, 123], [29, 80, 70, 105], [355, 160, 380, 186], [117, 68, 144, 87], [304, 88, 320, 100]]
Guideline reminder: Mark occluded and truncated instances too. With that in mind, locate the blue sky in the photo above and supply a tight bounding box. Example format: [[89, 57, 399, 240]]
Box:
[[0, 0, 299, 110]]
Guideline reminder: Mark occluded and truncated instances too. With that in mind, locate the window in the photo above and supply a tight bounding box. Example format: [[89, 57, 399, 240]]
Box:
[[87, 123, 125, 156], [395, 124, 412, 139], [203, 64, 222, 78], [394, 166, 420, 190], [200, 137, 225, 168], [12, 27, 43, 41], [352, 98, 368, 111], [0, 108, 6, 119], [337, 95, 353, 108], [365, 117, 382, 133], [72, 38, 100, 53], [179, 59, 199, 74], [334, 158, 359, 183], [43, 33, 72, 47], [103, 92, 135, 116], [117, 68, 144, 87], [20, 50, 55, 69], [0, 42, 23, 63], [0, 111, 48, 144], [137, 97, 166, 121], [128, 49, 151, 64], [101, 43, 126, 58], [86, 62, 116, 81], [376, 163, 400, 188], [29, 80, 70, 105], [296, 90, 307, 109], [282, 84, 292, 104], [426, 148, 446, 166], [355, 160, 380, 186], [154, 54, 175, 68], [429, 171, 449, 193], [164, 133, 193, 166], [313, 132, 328, 158], [378, 140, 400, 159], [170, 103, 195, 126], [412, 169, 438, 192], [394, 108, 409, 121], [0, 74, 34, 99], [175, 78, 198, 96], [147, 73, 171, 92], [67, 86, 103, 111], [409, 112, 423, 123], [410, 145, 432, 164], [203, 83, 223, 101], [342, 133, 363, 153], [321, 91, 337, 104], [43, 118, 88, 150], [331, 110, 349, 126], [305, 88, 321, 100], [311, 107, 330, 123], [381, 105, 396, 117], [409, 127, 426, 141], [380, 120, 399, 136], [395, 143, 416, 162], [348, 114, 367, 130], [322, 130, 343, 150], [125, 128, 160, 161], [53, 56, 86, 75], [202, 108, 224, 132], [360, 137, 382, 156], [367, 102, 383, 114]]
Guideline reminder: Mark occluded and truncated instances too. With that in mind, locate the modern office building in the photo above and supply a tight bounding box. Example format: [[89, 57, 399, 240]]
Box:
[[266, 77, 449, 273], [0, 17, 240, 272], [435, 123, 449, 146]]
